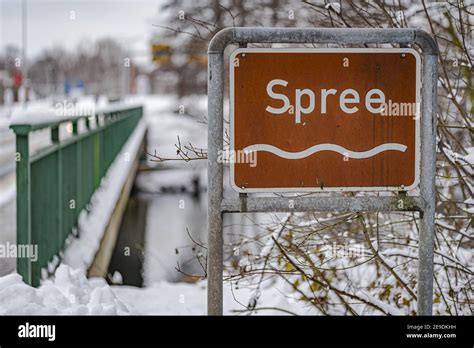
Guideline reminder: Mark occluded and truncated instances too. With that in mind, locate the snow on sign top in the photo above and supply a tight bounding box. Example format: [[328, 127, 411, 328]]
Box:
[[230, 48, 421, 193]]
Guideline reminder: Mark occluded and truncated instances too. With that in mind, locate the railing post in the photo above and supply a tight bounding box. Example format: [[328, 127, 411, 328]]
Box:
[[72, 120, 78, 134], [13, 129, 32, 285], [51, 126, 63, 254], [93, 114, 101, 190], [73, 121, 82, 230]]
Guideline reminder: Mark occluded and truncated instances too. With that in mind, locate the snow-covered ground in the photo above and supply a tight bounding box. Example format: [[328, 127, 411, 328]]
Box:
[[4, 94, 469, 315]]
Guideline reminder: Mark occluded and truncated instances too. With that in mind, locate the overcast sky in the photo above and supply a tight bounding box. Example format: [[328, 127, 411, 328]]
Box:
[[0, 0, 165, 59]]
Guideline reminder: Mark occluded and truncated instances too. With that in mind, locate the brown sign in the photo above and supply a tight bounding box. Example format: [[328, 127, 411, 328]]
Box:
[[230, 49, 420, 192]]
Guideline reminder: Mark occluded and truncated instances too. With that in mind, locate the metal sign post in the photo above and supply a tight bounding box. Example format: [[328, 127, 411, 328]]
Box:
[[207, 27, 437, 316]]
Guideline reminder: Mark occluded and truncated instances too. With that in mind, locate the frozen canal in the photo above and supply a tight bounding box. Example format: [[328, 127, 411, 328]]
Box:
[[108, 168, 208, 286], [109, 166, 267, 286]]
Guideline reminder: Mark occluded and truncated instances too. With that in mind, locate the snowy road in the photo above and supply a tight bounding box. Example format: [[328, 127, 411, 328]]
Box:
[[0, 114, 17, 276]]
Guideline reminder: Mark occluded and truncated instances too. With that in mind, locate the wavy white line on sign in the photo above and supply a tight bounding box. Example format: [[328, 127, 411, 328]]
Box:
[[242, 143, 407, 160]]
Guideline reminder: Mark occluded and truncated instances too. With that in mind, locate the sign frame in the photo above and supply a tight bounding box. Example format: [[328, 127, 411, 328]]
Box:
[[229, 47, 422, 193], [207, 27, 437, 316]]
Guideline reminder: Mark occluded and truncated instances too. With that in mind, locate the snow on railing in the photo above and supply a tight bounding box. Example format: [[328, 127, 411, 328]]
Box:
[[9, 104, 144, 287]]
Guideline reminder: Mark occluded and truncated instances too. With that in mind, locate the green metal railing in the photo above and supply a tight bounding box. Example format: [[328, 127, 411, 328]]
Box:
[[10, 105, 143, 286]]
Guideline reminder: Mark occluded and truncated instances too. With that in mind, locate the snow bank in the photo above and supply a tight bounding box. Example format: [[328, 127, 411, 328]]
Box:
[[0, 265, 129, 315], [0, 264, 314, 315]]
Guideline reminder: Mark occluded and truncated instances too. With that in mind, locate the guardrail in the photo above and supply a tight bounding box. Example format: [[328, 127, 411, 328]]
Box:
[[10, 104, 143, 286]]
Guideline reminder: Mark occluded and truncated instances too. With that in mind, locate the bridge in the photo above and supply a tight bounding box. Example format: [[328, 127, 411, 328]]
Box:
[[9, 105, 145, 286]]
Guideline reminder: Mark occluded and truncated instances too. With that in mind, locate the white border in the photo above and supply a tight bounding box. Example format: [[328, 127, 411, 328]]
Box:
[[229, 48, 421, 193]]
